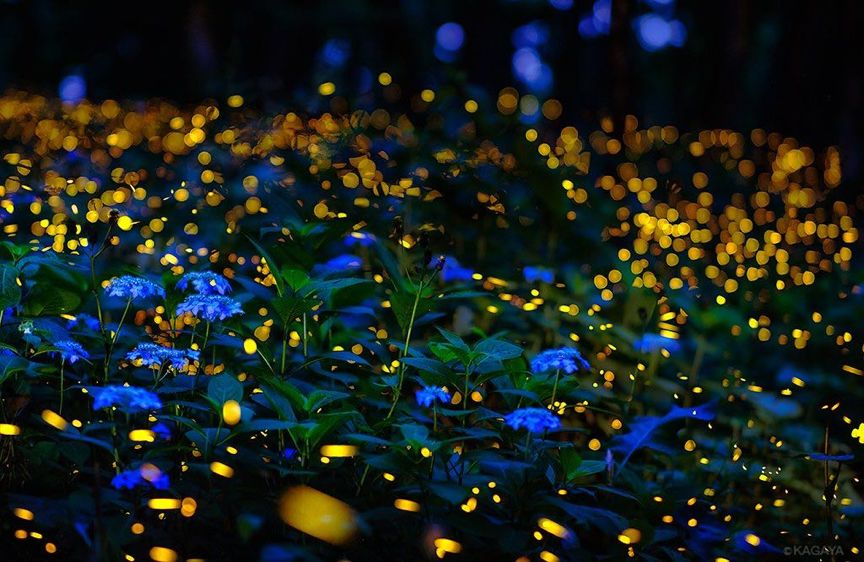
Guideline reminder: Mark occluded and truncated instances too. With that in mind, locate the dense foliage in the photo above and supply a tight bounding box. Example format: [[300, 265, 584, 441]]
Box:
[[0, 92, 861, 561]]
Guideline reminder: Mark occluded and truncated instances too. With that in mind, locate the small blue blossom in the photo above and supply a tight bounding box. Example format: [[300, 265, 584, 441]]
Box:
[[634, 333, 681, 354], [111, 469, 144, 490], [53, 340, 89, 364], [504, 407, 561, 433], [524, 266, 554, 284], [177, 271, 232, 295], [66, 314, 101, 332], [152, 422, 172, 440], [440, 256, 474, 283], [104, 276, 165, 302], [343, 232, 376, 247], [140, 464, 170, 489], [176, 294, 243, 322], [531, 347, 590, 374], [415, 385, 451, 407], [91, 385, 162, 413], [283, 448, 298, 460], [149, 473, 170, 490], [112, 466, 169, 490], [126, 343, 199, 370]]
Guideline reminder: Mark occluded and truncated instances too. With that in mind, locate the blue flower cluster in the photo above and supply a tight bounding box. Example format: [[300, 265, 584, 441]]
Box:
[[504, 407, 561, 433], [634, 333, 681, 354], [530, 347, 590, 374], [126, 343, 199, 370], [91, 385, 162, 413], [111, 466, 169, 490], [177, 271, 232, 295], [104, 275, 165, 301], [176, 294, 243, 322], [440, 256, 473, 283], [152, 422, 172, 440], [53, 340, 89, 364], [415, 385, 451, 407], [524, 266, 554, 284], [66, 314, 101, 332]]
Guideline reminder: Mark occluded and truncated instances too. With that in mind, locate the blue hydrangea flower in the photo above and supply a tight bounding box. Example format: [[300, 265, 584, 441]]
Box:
[[504, 407, 562, 433], [152, 422, 172, 440], [524, 266, 554, 284], [104, 276, 165, 302], [634, 333, 681, 354], [441, 256, 474, 283], [53, 340, 89, 364], [126, 343, 199, 370], [177, 271, 232, 295], [91, 385, 162, 413], [176, 294, 242, 322], [111, 468, 144, 490], [531, 347, 590, 374], [415, 385, 451, 407]]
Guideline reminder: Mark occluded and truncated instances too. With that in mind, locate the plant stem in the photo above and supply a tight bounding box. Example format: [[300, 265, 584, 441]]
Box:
[[280, 322, 288, 376], [201, 321, 210, 354], [549, 368, 561, 409], [302, 313, 308, 358], [104, 297, 132, 381], [59, 359, 66, 415], [386, 281, 424, 420], [256, 348, 276, 375]]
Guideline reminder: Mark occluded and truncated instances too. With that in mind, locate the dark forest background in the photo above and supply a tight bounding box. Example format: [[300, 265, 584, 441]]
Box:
[[1, 0, 862, 176]]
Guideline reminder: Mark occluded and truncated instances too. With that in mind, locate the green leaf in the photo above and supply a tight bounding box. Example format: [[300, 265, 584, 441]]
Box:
[[569, 460, 608, 480], [302, 412, 352, 450], [272, 294, 318, 324], [0, 263, 22, 309], [398, 423, 429, 448], [0, 241, 31, 262], [427, 482, 470, 504], [436, 328, 470, 352], [304, 389, 350, 412], [283, 268, 310, 292], [23, 285, 81, 316], [390, 288, 433, 332], [0, 351, 27, 384], [428, 342, 460, 363], [303, 278, 370, 299], [207, 374, 243, 404], [474, 338, 523, 361], [259, 379, 306, 414]]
